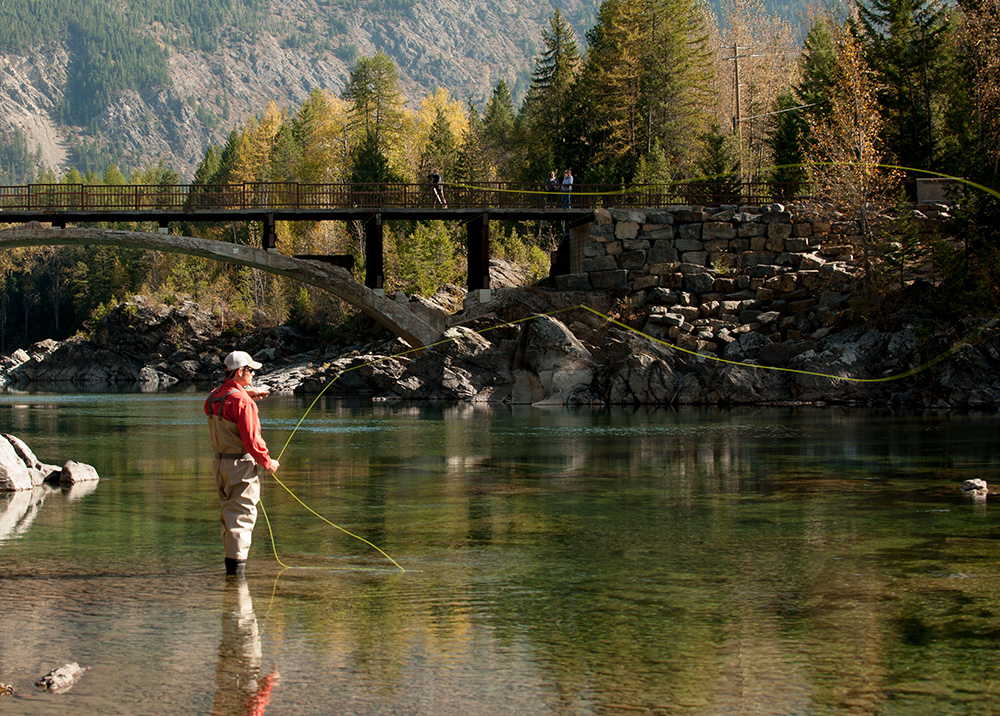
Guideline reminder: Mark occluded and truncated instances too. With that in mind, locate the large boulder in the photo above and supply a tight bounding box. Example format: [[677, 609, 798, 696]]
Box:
[[59, 461, 100, 486], [0, 435, 99, 492], [0, 439, 32, 492], [510, 315, 599, 404]]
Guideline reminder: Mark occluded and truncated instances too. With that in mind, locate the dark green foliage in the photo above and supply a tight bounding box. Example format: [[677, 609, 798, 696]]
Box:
[[693, 125, 741, 203], [766, 92, 809, 199], [70, 139, 127, 176], [421, 107, 458, 180], [349, 131, 405, 184], [0, 129, 40, 185], [575, 0, 713, 182], [855, 0, 950, 169], [454, 101, 491, 183], [518, 9, 582, 182], [483, 81, 518, 180]]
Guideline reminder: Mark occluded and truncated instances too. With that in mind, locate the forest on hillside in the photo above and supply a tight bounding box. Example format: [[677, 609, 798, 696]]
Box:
[[0, 0, 998, 353]]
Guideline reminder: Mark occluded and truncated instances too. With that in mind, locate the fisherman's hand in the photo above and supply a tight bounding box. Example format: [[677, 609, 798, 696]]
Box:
[[267, 459, 280, 473], [246, 387, 270, 401]]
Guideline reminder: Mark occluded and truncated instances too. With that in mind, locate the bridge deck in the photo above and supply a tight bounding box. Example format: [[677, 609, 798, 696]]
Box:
[[0, 180, 792, 223], [0, 206, 595, 224]]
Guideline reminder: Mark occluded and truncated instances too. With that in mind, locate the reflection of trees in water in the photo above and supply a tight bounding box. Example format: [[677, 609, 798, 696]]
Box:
[[253, 404, 1000, 712]]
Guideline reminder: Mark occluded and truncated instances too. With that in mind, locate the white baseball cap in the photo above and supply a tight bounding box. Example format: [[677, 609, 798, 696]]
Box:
[[224, 350, 263, 371]]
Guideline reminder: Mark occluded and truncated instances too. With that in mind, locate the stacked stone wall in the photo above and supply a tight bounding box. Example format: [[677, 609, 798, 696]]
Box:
[[552, 203, 949, 356]]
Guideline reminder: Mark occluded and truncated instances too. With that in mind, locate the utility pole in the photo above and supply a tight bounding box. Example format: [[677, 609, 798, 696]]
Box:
[[733, 42, 742, 145]]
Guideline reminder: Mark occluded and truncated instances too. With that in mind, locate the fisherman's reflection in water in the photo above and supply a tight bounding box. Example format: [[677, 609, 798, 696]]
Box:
[[213, 575, 280, 716]]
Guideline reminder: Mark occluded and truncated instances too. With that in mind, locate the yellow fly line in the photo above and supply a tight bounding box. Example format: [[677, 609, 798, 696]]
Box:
[[259, 164, 999, 572], [259, 301, 996, 573], [446, 163, 1000, 201]]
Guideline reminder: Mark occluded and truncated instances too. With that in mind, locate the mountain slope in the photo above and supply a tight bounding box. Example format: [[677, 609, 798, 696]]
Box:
[[0, 0, 603, 179]]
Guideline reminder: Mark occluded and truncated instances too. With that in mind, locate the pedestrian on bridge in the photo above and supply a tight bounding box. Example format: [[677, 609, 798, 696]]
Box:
[[429, 168, 447, 208], [545, 171, 560, 207], [205, 350, 279, 576], [561, 169, 574, 208]]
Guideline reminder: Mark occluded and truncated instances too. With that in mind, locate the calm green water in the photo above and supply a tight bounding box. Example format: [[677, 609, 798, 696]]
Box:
[[1, 394, 1000, 715]]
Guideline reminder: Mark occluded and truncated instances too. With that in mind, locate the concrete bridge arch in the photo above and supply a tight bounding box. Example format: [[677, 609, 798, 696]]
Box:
[[0, 223, 442, 348]]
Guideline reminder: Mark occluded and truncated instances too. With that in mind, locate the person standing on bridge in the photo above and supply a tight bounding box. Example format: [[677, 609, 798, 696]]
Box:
[[429, 168, 447, 208], [205, 350, 279, 576], [560, 168, 574, 208], [545, 171, 560, 207]]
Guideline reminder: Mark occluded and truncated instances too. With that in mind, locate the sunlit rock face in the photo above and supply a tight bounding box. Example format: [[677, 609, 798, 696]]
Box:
[[0, 434, 99, 492]]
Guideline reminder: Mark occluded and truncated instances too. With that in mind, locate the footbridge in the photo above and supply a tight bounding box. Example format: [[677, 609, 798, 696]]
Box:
[[0, 223, 445, 348], [0, 180, 788, 346]]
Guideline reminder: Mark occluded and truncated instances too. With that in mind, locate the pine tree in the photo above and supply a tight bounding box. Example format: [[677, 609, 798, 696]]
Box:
[[342, 52, 405, 156], [856, 0, 950, 169], [420, 107, 458, 181], [766, 92, 808, 198], [518, 9, 581, 181], [349, 130, 404, 184], [483, 81, 517, 181], [455, 101, 491, 183], [579, 0, 713, 181]]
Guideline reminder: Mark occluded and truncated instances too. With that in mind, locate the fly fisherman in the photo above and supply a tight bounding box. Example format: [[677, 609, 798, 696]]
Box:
[[205, 351, 279, 576]]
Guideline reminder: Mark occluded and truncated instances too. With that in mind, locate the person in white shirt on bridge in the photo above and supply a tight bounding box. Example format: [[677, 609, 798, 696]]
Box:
[[561, 169, 574, 208]]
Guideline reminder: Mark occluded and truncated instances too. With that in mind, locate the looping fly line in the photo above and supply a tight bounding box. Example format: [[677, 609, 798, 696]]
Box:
[[260, 299, 997, 573]]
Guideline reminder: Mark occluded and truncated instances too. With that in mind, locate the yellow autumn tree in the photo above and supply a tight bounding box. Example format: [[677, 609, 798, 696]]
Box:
[[808, 30, 900, 300], [398, 87, 469, 178], [232, 100, 285, 185], [298, 88, 353, 184]]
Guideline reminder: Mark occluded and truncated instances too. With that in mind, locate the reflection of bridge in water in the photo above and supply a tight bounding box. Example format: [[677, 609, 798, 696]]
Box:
[[0, 180, 793, 347]]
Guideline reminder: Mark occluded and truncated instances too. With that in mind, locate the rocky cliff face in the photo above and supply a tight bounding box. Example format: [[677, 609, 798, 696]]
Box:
[[0, 0, 598, 179]]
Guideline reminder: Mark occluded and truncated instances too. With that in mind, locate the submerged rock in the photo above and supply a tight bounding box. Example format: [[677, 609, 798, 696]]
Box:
[[961, 479, 989, 500], [35, 662, 89, 694]]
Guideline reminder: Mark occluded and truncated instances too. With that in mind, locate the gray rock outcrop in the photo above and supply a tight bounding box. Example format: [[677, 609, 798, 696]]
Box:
[[0, 435, 99, 492]]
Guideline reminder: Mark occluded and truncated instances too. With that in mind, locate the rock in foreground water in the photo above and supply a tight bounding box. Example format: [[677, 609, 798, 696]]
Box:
[[0, 435, 99, 492]]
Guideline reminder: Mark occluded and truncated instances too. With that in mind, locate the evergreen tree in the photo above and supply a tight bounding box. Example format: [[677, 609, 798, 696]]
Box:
[[193, 146, 222, 186], [519, 9, 581, 181], [420, 107, 458, 180], [350, 130, 405, 184], [342, 53, 405, 154], [948, 0, 1000, 181], [579, 0, 712, 181], [764, 17, 840, 198], [455, 101, 491, 183], [694, 124, 741, 203], [483, 81, 517, 180], [855, 0, 950, 169], [766, 92, 809, 198], [209, 130, 244, 186]]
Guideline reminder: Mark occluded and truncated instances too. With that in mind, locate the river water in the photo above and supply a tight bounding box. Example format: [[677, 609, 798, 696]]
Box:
[[1, 393, 999, 715]]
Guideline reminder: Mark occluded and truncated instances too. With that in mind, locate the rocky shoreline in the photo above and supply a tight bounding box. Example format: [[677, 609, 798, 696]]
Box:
[[1, 286, 999, 409]]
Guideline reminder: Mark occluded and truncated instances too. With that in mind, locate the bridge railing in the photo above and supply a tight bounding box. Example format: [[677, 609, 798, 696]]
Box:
[[0, 180, 806, 213]]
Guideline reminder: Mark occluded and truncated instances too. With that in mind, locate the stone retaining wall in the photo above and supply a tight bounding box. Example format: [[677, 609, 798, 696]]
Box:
[[552, 203, 949, 355]]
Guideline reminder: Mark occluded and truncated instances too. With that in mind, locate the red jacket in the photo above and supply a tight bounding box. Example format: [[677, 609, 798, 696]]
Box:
[[204, 380, 274, 468]]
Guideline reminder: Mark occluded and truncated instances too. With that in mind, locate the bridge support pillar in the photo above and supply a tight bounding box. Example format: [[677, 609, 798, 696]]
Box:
[[467, 212, 490, 300], [365, 214, 384, 295], [264, 213, 277, 253], [568, 216, 591, 274]]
